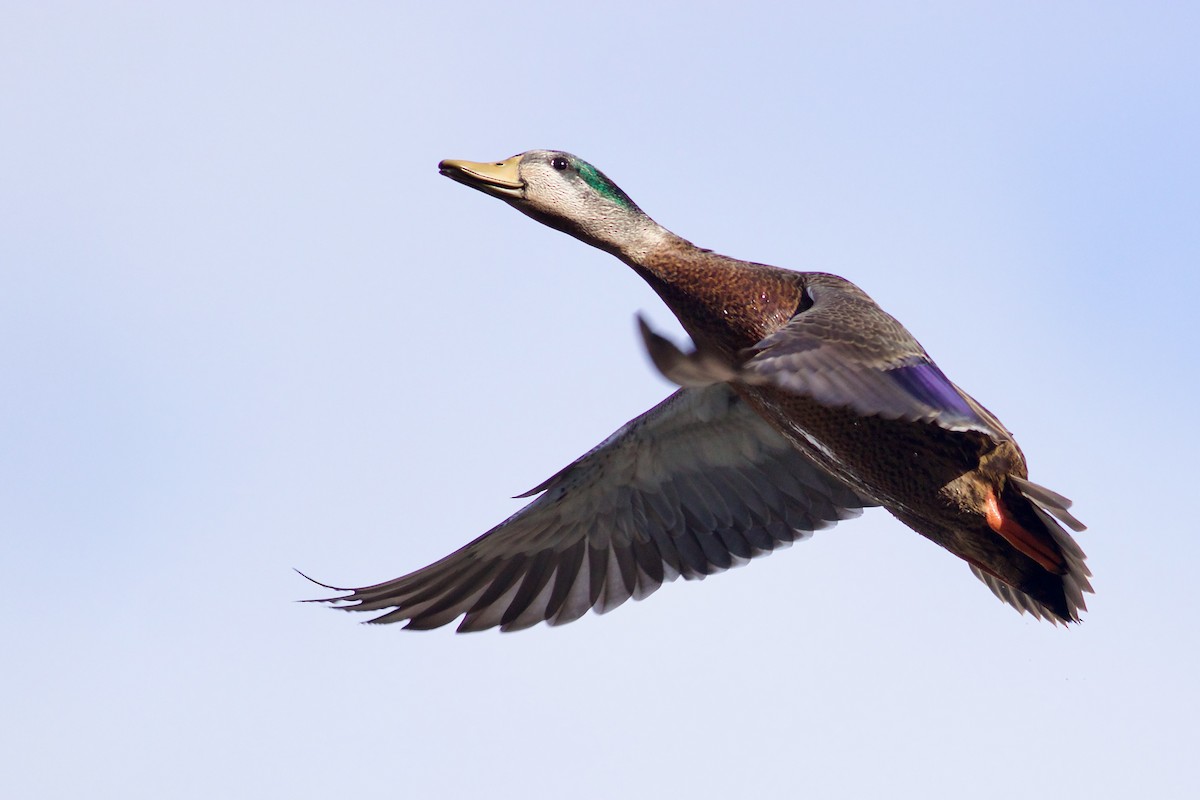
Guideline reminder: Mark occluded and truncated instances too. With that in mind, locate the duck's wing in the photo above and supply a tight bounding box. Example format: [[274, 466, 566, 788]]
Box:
[[308, 384, 874, 633], [639, 279, 1003, 436], [742, 280, 1005, 435]]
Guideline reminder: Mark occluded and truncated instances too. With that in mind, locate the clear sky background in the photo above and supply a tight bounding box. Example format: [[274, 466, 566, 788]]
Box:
[[3, 3, 1197, 798]]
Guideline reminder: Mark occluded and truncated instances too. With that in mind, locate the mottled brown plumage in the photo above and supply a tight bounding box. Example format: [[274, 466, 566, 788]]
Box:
[[309, 150, 1089, 631]]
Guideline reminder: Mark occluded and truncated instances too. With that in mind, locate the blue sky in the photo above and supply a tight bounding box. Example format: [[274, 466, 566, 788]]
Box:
[[3, 2, 1197, 797]]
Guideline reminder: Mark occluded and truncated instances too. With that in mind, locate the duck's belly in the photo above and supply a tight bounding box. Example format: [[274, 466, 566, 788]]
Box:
[[738, 385, 1007, 523]]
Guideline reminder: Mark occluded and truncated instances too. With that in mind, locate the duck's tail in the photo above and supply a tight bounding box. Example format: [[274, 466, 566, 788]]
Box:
[[971, 476, 1092, 624]]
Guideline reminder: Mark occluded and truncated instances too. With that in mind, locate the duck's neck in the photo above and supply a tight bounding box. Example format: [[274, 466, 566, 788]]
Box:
[[611, 222, 804, 354], [608, 216, 679, 264], [567, 209, 677, 264]]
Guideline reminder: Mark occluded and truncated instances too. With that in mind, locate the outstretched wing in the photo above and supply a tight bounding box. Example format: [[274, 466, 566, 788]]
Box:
[[742, 277, 1004, 436], [311, 384, 874, 632]]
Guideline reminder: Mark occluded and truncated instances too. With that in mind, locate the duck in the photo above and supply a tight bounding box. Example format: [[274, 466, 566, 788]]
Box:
[[310, 150, 1090, 632]]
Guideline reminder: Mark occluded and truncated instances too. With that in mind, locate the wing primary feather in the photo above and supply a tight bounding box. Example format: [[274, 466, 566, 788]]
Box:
[[597, 546, 635, 614], [549, 546, 595, 626], [587, 540, 609, 608], [499, 550, 558, 629], [543, 539, 587, 622], [453, 556, 530, 632], [672, 523, 713, 579], [716, 526, 754, 561], [629, 531, 666, 599]]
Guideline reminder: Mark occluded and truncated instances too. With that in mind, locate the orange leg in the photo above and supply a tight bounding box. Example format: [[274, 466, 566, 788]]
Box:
[[984, 489, 1065, 573]]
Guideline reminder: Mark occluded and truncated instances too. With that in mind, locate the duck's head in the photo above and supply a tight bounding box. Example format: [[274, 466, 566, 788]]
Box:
[[438, 150, 666, 259]]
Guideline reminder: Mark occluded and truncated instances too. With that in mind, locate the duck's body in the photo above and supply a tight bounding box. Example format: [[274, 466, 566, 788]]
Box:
[[617, 231, 1086, 622], [313, 150, 1089, 631]]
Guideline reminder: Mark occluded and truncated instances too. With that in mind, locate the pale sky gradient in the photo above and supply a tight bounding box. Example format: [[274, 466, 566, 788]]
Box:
[[3, 3, 1198, 798]]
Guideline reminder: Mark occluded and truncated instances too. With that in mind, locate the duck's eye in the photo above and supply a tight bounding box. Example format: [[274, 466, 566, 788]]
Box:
[[550, 156, 570, 171]]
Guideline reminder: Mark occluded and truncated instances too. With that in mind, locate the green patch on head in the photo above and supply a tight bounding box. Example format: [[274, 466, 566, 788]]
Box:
[[577, 160, 638, 212]]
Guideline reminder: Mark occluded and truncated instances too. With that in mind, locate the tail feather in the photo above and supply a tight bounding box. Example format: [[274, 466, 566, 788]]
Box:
[[970, 564, 1063, 625], [1010, 475, 1086, 533]]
